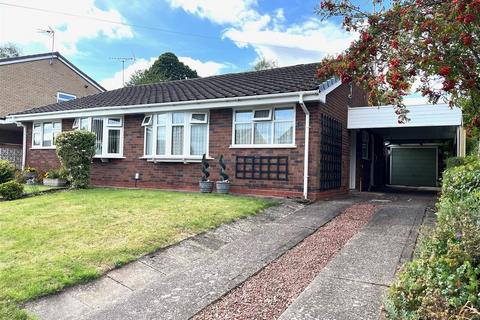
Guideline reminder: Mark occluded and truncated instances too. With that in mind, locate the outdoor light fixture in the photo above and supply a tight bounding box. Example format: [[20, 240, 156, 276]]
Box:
[[134, 172, 140, 187]]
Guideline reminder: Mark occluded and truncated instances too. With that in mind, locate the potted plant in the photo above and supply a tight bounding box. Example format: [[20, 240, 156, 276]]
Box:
[[216, 155, 231, 194], [23, 167, 37, 184], [199, 154, 214, 193], [43, 168, 68, 187]]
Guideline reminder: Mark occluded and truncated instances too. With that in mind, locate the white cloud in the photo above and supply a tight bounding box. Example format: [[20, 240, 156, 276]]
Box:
[[166, 0, 357, 66], [178, 56, 228, 77], [100, 56, 228, 90], [0, 0, 133, 55]]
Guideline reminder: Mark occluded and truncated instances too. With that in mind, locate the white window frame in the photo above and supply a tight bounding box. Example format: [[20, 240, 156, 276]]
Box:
[[141, 115, 153, 126], [72, 116, 124, 158], [56, 92, 77, 102], [253, 109, 272, 121], [31, 120, 62, 149], [231, 106, 296, 148], [142, 111, 210, 161]]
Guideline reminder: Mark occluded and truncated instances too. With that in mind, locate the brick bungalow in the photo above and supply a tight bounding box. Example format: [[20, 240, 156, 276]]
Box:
[[7, 64, 361, 199], [6, 63, 464, 199], [0, 52, 105, 168]]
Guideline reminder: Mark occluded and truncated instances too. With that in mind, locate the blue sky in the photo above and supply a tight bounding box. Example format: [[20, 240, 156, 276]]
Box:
[[1, 0, 360, 90]]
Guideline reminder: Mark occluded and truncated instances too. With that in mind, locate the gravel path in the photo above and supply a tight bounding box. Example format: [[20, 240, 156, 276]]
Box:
[[192, 203, 379, 320]]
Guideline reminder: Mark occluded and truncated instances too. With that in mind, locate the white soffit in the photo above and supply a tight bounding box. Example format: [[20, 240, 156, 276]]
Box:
[[348, 104, 462, 129]]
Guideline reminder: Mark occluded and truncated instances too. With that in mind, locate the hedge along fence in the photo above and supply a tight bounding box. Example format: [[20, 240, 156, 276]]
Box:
[[55, 130, 96, 189], [385, 159, 480, 319]]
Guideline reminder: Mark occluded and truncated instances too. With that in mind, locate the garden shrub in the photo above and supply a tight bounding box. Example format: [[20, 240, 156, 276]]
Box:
[[55, 130, 96, 188], [0, 181, 24, 200], [445, 156, 477, 169], [44, 168, 67, 180], [0, 160, 15, 184], [385, 175, 480, 319], [442, 160, 480, 200]]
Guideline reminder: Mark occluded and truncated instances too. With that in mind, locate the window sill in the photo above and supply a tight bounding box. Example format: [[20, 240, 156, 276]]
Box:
[[229, 144, 297, 149], [31, 147, 56, 150], [140, 156, 214, 163], [93, 155, 126, 160]]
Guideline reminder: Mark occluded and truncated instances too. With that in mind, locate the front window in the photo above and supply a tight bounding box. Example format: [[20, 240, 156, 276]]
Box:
[[32, 121, 62, 148], [72, 116, 124, 157], [233, 107, 295, 146], [57, 92, 76, 102], [143, 111, 209, 158]]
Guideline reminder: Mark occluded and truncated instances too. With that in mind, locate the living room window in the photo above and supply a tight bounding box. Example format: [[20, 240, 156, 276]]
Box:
[[142, 111, 209, 159], [232, 107, 295, 147], [32, 120, 62, 148], [57, 92, 76, 102], [72, 116, 124, 158]]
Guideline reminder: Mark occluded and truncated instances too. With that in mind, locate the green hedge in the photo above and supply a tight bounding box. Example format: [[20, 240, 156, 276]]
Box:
[[385, 159, 480, 319], [0, 160, 15, 184], [0, 181, 24, 200]]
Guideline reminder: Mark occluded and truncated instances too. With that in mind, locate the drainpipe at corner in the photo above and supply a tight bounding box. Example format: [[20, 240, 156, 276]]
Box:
[[299, 93, 310, 200], [20, 122, 27, 170]]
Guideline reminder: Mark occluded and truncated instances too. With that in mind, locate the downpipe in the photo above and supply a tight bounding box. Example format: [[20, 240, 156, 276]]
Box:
[[299, 93, 310, 200]]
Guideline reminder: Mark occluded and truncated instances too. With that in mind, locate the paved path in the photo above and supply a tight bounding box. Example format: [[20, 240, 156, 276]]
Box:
[[278, 193, 435, 320], [26, 197, 357, 320]]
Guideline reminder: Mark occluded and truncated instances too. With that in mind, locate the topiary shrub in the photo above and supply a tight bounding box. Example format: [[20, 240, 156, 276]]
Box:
[[442, 160, 480, 200], [0, 160, 15, 184], [55, 130, 96, 188], [0, 181, 24, 200]]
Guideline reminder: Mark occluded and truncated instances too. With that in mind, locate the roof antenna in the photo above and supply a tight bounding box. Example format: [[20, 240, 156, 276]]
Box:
[[110, 55, 136, 87], [38, 26, 55, 64]]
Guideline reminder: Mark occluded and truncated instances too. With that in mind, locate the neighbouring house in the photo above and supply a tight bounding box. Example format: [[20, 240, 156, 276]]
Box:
[[7, 63, 465, 199], [0, 52, 105, 168]]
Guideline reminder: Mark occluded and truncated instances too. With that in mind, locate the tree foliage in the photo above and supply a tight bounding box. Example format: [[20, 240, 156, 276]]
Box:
[[0, 43, 20, 59], [315, 0, 480, 128], [127, 52, 199, 86], [253, 57, 278, 71], [55, 130, 96, 188]]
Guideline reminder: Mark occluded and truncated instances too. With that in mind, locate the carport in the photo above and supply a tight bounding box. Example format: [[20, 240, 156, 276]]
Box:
[[348, 104, 464, 191]]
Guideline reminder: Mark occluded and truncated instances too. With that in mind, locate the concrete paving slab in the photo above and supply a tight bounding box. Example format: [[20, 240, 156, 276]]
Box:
[[278, 276, 386, 320], [70, 276, 132, 308], [25, 293, 89, 320], [108, 261, 163, 290]]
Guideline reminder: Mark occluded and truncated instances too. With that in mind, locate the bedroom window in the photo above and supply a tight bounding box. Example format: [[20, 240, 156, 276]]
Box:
[[143, 111, 209, 159], [233, 107, 295, 147], [32, 120, 62, 148], [72, 116, 124, 157]]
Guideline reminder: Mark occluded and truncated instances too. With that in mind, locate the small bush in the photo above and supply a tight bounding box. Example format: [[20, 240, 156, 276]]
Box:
[[55, 130, 96, 188], [445, 156, 477, 169], [0, 181, 24, 200], [0, 160, 15, 184], [442, 160, 480, 200], [44, 168, 67, 180], [385, 191, 480, 319]]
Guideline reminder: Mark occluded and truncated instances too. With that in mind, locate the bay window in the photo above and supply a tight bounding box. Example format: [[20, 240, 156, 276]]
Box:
[[143, 111, 209, 159], [233, 107, 295, 146], [32, 120, 62, 148], [72, 116, 124, 158]]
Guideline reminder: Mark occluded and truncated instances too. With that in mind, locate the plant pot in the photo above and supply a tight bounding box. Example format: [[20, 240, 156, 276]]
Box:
[[24, 172, 36, 180], [216, 181, 231, 194], [199, 180, 214, 193], [43, 178, 67, 187]]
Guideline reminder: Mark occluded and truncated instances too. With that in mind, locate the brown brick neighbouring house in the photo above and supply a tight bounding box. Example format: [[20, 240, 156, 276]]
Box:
[[0, 52, 104, 167], [8, 63, 368, 199]]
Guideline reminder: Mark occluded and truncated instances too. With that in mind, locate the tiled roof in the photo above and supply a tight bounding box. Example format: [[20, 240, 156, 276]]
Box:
[[12, 63, 327, 116]]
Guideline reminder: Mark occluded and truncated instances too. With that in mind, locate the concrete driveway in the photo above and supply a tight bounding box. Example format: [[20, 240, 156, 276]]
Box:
[[26, 192, 435, 320]]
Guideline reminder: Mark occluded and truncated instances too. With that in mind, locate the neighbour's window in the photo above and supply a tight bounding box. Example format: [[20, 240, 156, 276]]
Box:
[[362, 131, 370, 160], [142, 111, 209, 157], [233, 107, 295, 146], [57, 92, 76, 102], [32, 121, 62, 148], [72, 116, 124, 157]]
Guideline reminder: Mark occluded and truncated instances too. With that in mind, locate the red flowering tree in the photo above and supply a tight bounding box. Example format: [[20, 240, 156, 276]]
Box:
[[315, 0, 480, 132]]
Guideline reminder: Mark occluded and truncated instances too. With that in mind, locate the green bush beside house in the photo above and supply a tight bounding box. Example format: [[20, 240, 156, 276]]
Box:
[[385, 158, 480, 319]]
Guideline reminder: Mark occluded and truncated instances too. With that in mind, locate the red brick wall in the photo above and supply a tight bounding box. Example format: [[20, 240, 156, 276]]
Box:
[[24, 84, 367, 199]]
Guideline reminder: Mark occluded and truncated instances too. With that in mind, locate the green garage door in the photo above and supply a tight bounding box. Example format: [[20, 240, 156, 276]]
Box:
[[390, 147, 437, 187]]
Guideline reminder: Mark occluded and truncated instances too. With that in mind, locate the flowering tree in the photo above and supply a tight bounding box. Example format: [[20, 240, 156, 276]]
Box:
[[315, 0, 480, 133]]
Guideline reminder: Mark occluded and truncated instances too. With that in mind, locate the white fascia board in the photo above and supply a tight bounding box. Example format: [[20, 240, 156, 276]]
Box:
[[0, 54, 105, 92], [347, 104, 462, 129], [8, 90, 321, 122], [319, 80, 342, 102]]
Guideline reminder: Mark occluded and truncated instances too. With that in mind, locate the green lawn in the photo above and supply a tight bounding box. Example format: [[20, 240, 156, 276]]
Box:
[[0, 188, 275, 319]]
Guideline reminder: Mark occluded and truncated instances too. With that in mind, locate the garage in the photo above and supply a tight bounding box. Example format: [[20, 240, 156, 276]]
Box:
[[390, 147, 437, 187], [348, 104, 464, 191]]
